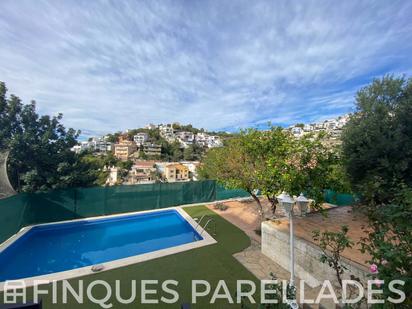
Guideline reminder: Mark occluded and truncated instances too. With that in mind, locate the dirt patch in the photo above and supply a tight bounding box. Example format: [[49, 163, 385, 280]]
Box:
[[207, 198, 283, 242]]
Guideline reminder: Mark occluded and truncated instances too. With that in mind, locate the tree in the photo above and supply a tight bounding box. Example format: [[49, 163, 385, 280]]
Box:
[[117, 160, 133, 181], [279, 132, 343, 206], [312, 225, 354, 288], [102, 152, 118, 167], [246, 127, 342, 215], [341, 76, 412, 204], [341, 76, 412, 305], [118, 159, 133, 171], [105, 132, 121, 143], [200, 127, 344, 222], [199, 131, 266, 222], [0, 81, 99, 192], [183, 145, 195, 161], [183, 144, 203, 161], [312, 226, 365, 307], [139, 150, 148, 160], [78, 153, 111, 186], [161, 140, 183, 161], [250, 127, 293, 214], [147, 128, 161, 141], [172, 123, 201, 134]]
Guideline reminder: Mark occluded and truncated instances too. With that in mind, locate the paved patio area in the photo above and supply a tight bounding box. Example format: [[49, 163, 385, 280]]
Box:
[[271, 206, 370, 267], [208, 199, 370, 267]]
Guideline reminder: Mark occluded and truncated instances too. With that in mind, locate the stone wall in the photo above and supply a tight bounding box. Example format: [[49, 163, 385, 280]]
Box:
[[261, 220, 368, 288]]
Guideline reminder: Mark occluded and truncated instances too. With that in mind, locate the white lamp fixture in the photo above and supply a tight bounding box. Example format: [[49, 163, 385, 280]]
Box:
[[280, 193, 295, 215], [296, 193, 310, 217], [276, 191, 287, 203]]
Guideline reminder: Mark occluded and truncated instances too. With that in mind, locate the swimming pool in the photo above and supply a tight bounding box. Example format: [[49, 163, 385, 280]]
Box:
[[0, 208, 216, 284]]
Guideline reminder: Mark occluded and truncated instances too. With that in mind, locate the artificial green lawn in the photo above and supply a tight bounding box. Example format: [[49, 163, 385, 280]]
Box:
[[1, 206, 261, 308]]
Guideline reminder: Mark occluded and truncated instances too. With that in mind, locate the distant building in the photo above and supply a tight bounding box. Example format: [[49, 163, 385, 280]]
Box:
[[133, 132, 149, 145], [324, 119, 337, 131], [291, 127, 303, 137], [142, 142, 162, 157], [176, 131, 195, 148], [118, 135, 131, 143], [71, 137, 112, 153], [180, 161, 200, 180], [127, 161, 157, 184], [144, 123, 157, 130], [128, 172, 154, 184], [195, 133, 222, 148], [337, 115, 350, 128], [195, 132, 209, 147], [314, 122, 325, 131], [114, 141, 137, 160], [93, 137, 112, 153], [159, 124, 175, 142], [71, 140, 95, 153], [207, 135, 223, 147], [303, 124, 314, 132], [105, 166, 118, 186], [71, 145, 82, 154], [285, 114, 351, 140], [159, 124, 174, 133], [164, 163, 190, 182]]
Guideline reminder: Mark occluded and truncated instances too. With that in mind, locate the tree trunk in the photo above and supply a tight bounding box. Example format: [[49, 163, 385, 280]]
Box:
[[334, 261, 343, 288], [248, 190, 265, 222], [266, 194, 277, 216]]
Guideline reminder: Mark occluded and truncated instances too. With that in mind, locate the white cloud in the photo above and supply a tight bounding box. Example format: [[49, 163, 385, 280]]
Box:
[[0, 0, 411, 136]]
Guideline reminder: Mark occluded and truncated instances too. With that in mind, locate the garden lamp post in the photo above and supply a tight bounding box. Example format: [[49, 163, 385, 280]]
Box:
[[277, 192, 298, 308], [280, 193, 296, 284], [296, 192, 310, 217]]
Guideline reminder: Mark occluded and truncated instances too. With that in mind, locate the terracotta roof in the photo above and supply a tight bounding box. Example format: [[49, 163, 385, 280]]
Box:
[[133, 160, 156, 168], [165, 163, 188, 169]]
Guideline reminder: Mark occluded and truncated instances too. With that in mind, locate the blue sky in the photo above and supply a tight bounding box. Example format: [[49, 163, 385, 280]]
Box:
[[1, 1, 412, 137]]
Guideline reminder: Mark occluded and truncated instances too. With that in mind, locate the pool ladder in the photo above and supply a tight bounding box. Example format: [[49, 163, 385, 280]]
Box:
[[194, 215, 216, 239]]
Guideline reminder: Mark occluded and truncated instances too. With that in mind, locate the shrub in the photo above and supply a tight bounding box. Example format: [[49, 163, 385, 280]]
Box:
[[213, 202, 228, 211]]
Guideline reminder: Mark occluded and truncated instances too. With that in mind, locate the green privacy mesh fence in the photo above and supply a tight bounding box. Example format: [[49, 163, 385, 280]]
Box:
[[0, 182, 356, 243], [0, 180, 249, 244], [324, 189, 356, 206], [216, 184, 250, 200]]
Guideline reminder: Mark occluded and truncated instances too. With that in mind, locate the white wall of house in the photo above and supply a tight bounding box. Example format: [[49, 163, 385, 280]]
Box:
[[133, 133, 149, 145]]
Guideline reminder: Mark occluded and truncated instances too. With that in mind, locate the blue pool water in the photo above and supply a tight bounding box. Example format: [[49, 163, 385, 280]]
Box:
[[0, 209, 202, 281]]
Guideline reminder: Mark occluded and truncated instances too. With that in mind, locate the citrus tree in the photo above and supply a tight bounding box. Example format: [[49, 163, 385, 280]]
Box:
[[200, 126, 344, 219], [199, 130, 267, 222]]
